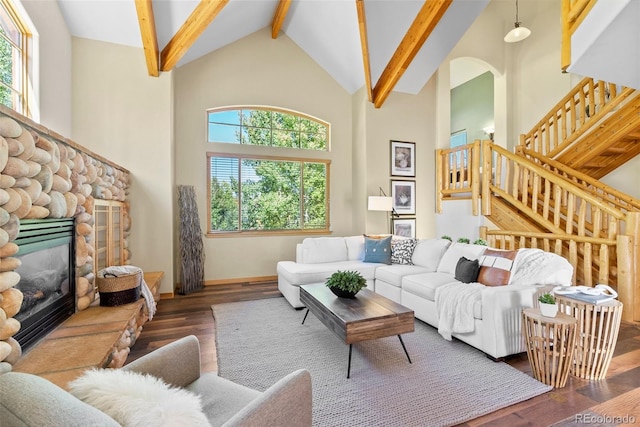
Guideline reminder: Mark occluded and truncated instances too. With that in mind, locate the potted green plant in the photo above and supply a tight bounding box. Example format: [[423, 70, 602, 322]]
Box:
[[538, 292, 558, 317], [473, 238, 488, 246], [325, 270, 367, 298], [457, 237, 470, 244], [441, 235, 452, 241]]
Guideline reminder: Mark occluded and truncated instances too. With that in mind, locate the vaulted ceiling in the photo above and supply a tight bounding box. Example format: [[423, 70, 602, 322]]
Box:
[[57, 0, 494, 107]]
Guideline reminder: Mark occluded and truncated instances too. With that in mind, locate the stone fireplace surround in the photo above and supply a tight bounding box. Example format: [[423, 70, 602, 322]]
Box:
[[0, 105, 131, 369]]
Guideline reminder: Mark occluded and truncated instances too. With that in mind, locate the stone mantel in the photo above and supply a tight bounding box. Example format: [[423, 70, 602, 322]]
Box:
[[0, 104, 132, 370]]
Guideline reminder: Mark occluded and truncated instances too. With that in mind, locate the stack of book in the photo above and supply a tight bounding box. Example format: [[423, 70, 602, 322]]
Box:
[[555, 284, 618, 305]]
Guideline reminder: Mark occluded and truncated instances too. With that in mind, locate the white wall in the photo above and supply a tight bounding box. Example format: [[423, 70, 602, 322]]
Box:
[[363, 83, 436, 239], [71, 38, 175, 294], [174, 28, 353, 281], [22, 0, 72, 136]]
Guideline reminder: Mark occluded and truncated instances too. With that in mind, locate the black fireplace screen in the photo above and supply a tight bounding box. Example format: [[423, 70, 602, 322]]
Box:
[[13, 219, 75, 350]]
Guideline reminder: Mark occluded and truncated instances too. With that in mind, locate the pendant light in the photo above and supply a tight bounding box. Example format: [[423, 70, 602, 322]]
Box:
[[504, 0, 531, 43]]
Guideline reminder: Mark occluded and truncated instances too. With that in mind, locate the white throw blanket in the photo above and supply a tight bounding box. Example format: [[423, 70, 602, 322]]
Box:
[[509, 248, 573, 287], [99, 266, 157, 320], [435, 282, 484, 341]]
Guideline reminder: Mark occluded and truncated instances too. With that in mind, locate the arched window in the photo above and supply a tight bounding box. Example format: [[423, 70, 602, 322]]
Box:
[[0, 0, 31, 116], [207, 107, 330, 235]]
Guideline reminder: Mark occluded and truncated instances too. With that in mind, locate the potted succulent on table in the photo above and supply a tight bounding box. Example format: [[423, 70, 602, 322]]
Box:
[[538, 292, 558, 317], [325, 270, 367, 299]]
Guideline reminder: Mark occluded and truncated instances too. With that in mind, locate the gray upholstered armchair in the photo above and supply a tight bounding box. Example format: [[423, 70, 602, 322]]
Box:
[[0, 335, 313, 426]]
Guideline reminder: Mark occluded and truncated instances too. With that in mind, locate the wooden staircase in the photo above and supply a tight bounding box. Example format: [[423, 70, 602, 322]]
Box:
[[555, 94, 640, 178], [435, 0, 640, 323]]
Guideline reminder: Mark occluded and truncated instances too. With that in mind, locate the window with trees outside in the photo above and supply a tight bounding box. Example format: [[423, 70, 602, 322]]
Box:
[[0, 0, 31, 117], [207, 107, 330, 235]]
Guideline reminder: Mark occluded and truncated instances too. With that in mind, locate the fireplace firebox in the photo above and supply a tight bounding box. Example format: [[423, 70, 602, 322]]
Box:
[[13, 218, 76, 350]]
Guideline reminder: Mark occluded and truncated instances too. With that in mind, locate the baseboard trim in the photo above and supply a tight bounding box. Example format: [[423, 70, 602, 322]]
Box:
[[204, 275, 278, 286], [160, 292, 175, 299]]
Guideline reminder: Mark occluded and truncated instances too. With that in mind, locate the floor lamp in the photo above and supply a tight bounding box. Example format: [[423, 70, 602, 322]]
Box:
[[367, 187, 397, 234]]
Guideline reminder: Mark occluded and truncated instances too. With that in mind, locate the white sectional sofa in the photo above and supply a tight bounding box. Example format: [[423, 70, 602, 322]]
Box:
[[276, 235, 574, 360]]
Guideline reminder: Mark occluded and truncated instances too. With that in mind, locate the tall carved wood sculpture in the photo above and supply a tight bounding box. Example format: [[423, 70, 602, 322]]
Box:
[[178, 185, 205, 295]]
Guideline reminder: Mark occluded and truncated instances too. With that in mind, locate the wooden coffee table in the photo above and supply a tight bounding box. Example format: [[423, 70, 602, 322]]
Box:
[[299, 283, 415, 378]]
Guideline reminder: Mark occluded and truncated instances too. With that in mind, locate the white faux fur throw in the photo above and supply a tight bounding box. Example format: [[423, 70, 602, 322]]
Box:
[[69, 369, 211, 427], [435, 282, 485, 341]]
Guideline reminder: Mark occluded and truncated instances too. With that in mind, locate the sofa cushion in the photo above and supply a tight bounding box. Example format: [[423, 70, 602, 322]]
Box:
[[401, 272, 460, 301], [391, 238, 417, 265], [375, 264, 430, 288], [277, 260, 380, 285], [345, 236, 365, 261], [478, 249, 518, 286], [69, 369, 210, 427], [436, 243, 487, 275], [363, 235, 392, 264], [300, 237, 347, 264], [0, 372, 120, 427], [402, 273, 482, 319], [411, 238, 451, 271], [454, 257, 481, 283]]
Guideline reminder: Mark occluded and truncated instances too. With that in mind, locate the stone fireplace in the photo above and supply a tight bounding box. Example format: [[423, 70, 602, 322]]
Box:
[[0, 106, 131, 367], [13, 219, 75, 350]]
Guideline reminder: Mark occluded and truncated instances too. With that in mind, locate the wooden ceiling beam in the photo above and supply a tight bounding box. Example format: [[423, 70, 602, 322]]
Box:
[[372, 0, 452, 108], [135, 0, 159, 77], [160, 0, 229, 72], [272, 0, 292, 39], [356, 0, 373, 102]]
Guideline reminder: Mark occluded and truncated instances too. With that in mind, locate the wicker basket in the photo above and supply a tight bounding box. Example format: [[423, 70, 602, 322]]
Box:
[[97, 269, 142, 307]]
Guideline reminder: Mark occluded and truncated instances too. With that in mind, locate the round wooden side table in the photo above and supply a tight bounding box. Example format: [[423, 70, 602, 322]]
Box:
[[522, 308, 577, 388], [556, 296, 623, 380]]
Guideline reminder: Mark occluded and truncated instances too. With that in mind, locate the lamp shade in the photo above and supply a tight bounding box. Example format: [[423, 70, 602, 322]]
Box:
[[504, 24, 531, 43], [368, 196, 392, 211]]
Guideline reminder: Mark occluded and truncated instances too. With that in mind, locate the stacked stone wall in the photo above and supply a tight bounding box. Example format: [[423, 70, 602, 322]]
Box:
[[0, 107, 131, 369]]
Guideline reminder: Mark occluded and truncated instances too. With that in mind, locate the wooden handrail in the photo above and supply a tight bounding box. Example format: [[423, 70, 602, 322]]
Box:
[[480, 226, 616, 288], [520, 77, 635, 158], [435, 141, 480, 215], [521, 148, 640, 212], [490, 142, 626, 221]]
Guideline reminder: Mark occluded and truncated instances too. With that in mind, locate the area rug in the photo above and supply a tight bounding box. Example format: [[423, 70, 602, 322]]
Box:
[[212, 297, 551, 427]]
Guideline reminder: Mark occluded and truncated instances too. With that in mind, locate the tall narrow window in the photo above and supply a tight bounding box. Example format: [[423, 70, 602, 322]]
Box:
[[0, 0, 30, 116]]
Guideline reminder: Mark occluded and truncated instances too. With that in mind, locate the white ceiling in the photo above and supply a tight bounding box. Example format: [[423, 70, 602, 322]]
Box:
[[56, 0, 495, 96]]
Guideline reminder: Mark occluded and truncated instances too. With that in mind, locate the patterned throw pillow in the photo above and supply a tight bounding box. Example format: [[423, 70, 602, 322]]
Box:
[[391, 238, 418, 265]]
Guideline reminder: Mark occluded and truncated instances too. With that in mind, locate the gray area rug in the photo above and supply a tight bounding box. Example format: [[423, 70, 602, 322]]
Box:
[[212, 297, 551, 427]]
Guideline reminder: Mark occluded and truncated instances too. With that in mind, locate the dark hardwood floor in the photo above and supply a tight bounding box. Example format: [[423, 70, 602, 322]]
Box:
[[128, 281, 640, 426]]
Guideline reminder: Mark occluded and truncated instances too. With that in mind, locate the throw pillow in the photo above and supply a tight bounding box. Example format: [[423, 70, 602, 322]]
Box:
[[68, 369, 211, 427], [391, 238, 417, 265], [454, 257, 481, 283], [477, 249, 518, 286], [363, 235, 392, 264]]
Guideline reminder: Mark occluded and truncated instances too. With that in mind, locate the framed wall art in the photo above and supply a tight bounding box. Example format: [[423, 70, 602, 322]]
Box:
[[390, 140, 415, 177], [391, 180, 415, 215], [392, 218, 416, 238]]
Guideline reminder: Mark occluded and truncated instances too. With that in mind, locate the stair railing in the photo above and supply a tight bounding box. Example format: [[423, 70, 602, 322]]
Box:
[[519, 77, 635, 158], [435, 140, 480, 215], [482, 141, 627, 240], [519, 147, 640, 213], [479, 226, 617, 288]]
